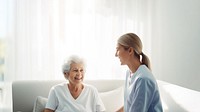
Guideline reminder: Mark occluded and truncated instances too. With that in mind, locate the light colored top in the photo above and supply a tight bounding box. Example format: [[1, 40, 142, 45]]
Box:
[[124, 65, 163, 112], [46, 82, 105, 112]]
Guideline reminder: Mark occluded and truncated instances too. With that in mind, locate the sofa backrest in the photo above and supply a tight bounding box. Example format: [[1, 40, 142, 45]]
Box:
[[12, 80, 125, 112]]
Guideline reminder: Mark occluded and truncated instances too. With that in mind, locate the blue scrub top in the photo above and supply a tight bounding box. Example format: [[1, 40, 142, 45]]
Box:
[[124, 65, 163, 112]]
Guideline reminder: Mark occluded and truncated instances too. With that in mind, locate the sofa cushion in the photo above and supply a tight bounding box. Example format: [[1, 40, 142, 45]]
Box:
[[99, 86, 124, 112], [33, 96, 47, 112]]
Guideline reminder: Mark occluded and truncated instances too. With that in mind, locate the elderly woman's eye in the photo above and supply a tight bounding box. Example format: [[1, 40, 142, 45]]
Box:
[[73, 69, 78, 72]]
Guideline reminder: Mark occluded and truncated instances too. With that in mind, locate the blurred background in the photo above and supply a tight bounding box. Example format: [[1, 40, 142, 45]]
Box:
[[0, 0, 200, 110]]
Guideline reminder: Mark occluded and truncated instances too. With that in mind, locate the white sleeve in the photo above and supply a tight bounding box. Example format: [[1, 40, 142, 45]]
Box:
[[45, 87, 58, 110], [94, 88, 106, 112]]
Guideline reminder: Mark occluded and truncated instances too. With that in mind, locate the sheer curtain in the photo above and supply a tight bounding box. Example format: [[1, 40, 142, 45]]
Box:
[[4, 0, 153, 81]]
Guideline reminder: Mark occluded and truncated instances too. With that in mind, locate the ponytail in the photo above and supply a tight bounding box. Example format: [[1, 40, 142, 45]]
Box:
[[141, 52, 151, 70]]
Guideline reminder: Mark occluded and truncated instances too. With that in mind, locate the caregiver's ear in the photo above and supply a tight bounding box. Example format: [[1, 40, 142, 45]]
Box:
[[128, 47, 134, 54]]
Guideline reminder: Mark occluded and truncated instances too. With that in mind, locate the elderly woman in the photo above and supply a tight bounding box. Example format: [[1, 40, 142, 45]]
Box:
[[44, 55, 105, 112]]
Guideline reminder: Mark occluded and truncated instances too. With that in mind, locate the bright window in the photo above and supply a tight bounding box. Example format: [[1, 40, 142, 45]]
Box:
[[3, 0, 152, 81]]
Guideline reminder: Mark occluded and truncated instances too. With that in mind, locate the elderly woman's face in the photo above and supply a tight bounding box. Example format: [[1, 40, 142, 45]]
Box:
[[67, 63, 85, 84]]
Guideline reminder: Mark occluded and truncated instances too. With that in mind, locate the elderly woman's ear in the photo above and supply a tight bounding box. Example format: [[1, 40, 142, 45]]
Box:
[[64, 72, 69, 79]]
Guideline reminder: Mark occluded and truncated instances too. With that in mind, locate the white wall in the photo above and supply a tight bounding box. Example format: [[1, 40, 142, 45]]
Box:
[[151, 0, 200, 91]]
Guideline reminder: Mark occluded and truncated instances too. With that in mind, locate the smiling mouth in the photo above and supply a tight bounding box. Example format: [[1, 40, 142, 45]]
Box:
[[75, 77, 82, 80]]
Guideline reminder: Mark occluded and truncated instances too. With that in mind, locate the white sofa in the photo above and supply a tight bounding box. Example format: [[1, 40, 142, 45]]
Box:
[[12, 80, 200, 112], [12, 80, 125, 112]]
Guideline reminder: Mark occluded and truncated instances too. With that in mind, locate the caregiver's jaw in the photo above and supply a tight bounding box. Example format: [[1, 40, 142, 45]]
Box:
[[119, 57, 124, 65]]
